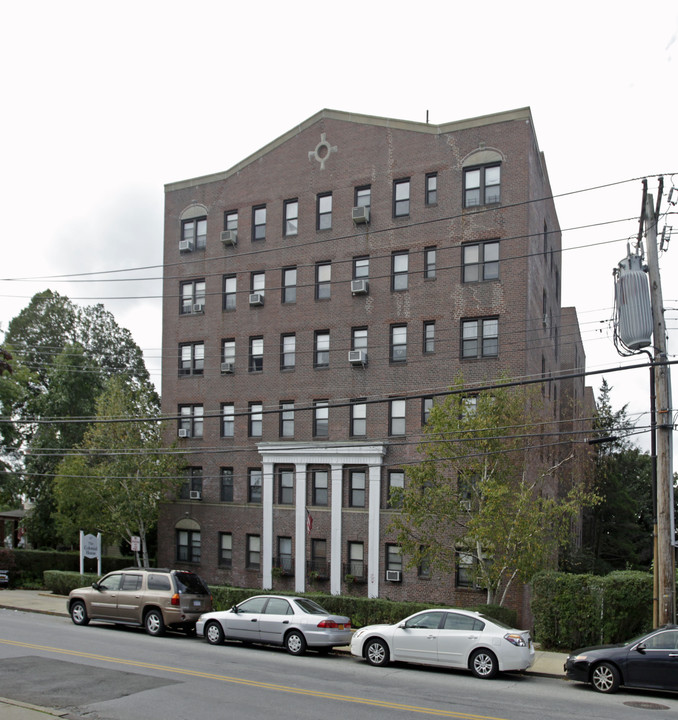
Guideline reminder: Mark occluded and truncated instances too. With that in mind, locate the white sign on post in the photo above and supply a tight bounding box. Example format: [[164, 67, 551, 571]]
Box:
[[130, 536, 140, 552], [79, 531, 102, 576]]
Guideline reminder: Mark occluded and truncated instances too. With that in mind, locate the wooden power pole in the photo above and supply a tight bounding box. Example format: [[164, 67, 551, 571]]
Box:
[[644, 190, 676, 626]]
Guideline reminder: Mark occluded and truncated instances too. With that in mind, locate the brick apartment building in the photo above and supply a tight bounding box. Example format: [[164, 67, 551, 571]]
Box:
[[158, 107, 591, 611]]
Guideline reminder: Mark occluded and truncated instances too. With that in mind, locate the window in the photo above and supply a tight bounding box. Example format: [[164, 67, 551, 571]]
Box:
[[424, 246, 436, 279], [179, 342, 204, 376], [310, 539, 328, 576], [462, 241, 499, 282], [418, 547, 431, 578], [248, 402, 263, 437], [353, 256, 369, 280], [352, 327, 367, 352], [246, 534, 261, 569], [252, 205, 266, 241], [224, 210, 238, 233], [313, 400, 329, 437], [314, 331, 330, 367], [423, 321, 435, 354], [182, 217, 207, 250], [221, 403, 234, 438], [220, 468, 233, 502], [388, 471, 404, 508], [280, 334, 296, 370], [248, 469, 262, 503], [278, 469, 294, 505], [386, 544, 403, 573], [393, 178, 410, 217], [249, 336, 263, 372], [355, 185, 371, 211], [280, 401, 294, 437], [312, 470, 328, 506], [315, 262, 331, 299], [422, 396, 434, 425], [347, 541, 365, 578], [223, 275, 237, 311], [222, 339, 235, 368], [317, 193, 332, 230], [351, 400, 366, 437], [425, 173, 437, 205], [179, 404, 203, 438], [456, 551, 477, 588], [176, 529, 201, 563], [389, 398, 406, 436], [464, 165, 501, 207], [277, 537, 293, 573], [392, 251, 409, 290], [251, 271, 265, 296], [218, 532, 232, 567], [390, 324, 407, 362], [180, 466, 202, 499], [462, 318, 498, 358], [349, 470, 366, 507], [282, 267, 297, 304], [181, 279, 205, 314], [284, 199, 298, 236]]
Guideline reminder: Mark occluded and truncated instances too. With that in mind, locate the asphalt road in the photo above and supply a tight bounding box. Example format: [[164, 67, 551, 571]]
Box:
[[1, 608, 677, 720]]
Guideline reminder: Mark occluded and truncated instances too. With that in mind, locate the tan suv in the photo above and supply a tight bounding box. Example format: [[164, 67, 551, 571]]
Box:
[[68, 567, 212, 636]]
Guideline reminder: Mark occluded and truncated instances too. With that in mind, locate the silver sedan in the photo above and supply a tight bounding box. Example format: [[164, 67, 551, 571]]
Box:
[[350, 608, 534, 678], [196, 594, 352, 655]]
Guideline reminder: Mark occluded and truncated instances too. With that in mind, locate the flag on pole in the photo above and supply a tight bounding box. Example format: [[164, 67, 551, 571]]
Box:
[[306, 508, 313, 534]]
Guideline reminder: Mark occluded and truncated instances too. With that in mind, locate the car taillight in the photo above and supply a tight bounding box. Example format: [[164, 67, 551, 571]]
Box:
[[171, 593, 181, 606], [317, 620, 338, 628], [504, 633, 527, 647]]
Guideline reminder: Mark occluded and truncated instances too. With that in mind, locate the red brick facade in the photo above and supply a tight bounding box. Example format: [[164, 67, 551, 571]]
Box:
[[158, 108, 586, 620]]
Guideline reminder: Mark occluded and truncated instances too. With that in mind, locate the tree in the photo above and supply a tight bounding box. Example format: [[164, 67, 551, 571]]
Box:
[[390, 377, 596, 606], [54, 376, 183, 567], [574, 380, 655, 573], [2, 291, 155, 545]]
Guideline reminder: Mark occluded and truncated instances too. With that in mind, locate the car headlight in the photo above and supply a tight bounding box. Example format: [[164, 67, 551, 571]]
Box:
[[573, 654, 588, 662], [504, 633, 527, 647]]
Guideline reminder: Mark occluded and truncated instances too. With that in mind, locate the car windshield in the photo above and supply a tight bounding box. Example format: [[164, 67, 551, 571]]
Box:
[[174, 571, 209, 595], [294, 598, 330, 615]]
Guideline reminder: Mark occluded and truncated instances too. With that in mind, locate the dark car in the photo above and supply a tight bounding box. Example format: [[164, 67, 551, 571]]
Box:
[[564, 625, 678, 693]]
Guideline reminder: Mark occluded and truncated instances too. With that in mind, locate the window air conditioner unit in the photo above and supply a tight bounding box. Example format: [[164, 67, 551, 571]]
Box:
[[192, 303, 204, 313], [221, 230, 237, 246], [189, 490, 202, 500], [178, 428, 190, 438], [352, 206, 370, 224], [221, 362, 234, 374], [179, 240, 194, 252], [249, 293, 264, 306], [351, 279, 369, 295], [386, 570, 401, 582], [348, 350, 367, 366]]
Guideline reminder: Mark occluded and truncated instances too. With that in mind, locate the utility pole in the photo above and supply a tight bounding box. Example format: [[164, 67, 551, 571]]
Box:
[[644, 189, 676, 626]]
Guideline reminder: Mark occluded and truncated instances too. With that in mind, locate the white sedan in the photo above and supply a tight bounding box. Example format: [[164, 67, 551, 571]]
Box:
[[196, 594, 352, 655], [350, 608, 534, 678]]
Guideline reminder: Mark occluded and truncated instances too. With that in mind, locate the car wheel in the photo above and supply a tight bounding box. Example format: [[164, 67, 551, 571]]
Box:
[[285, 630, 307, 655], [365, 638, 389, 667], [70, 600, 89, 626], [470, 649, 498, 679], [205, 621, 225, 645], [144, 609, 165, 636], [591, 662, 620, 693]]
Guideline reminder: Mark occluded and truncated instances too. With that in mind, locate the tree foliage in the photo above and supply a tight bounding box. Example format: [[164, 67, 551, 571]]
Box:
[[390, 377, 597, 606], [54, 376, 183, 567]]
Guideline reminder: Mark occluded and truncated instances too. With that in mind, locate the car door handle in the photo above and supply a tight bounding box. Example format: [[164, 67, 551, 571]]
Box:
[[250, 618, 258, 622], [467, 635, 479, 639], [282, 620, 289, 624], [669, 653, 678, 657], [427, 634, 435, 639]]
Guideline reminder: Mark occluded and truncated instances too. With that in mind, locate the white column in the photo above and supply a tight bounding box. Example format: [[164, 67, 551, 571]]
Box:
[[262, 461, 274, 590], [295, 463, 307, 593], [367, 463, 381, 598], [330, 463, 343, 595]]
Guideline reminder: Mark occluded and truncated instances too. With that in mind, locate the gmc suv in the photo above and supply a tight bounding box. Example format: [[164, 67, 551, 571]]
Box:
[[67, 567, 212, 636]]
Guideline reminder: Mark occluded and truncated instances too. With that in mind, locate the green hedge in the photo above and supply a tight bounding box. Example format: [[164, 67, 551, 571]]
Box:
[[43, 571, 517, 628], [531, 570, 656, 650]]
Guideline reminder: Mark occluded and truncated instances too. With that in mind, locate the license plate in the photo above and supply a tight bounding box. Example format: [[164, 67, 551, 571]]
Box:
[[193, 600, 202, 607], [338, 624, 344, 630]]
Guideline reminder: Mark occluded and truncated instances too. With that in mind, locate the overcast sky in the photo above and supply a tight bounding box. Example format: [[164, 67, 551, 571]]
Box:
[[1, 0, 676, 463]]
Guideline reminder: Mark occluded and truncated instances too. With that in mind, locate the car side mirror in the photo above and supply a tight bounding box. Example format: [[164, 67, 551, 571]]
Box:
[[91, 582, 100, 591], [635, 642, 646, 654], [231, 605, 239, 614]]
